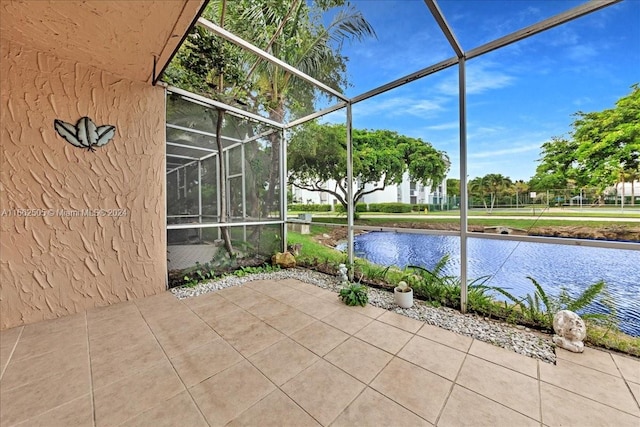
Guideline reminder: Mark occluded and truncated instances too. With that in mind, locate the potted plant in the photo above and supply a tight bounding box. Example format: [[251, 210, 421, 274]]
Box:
[[339, 283, 369, 307], [394, 281, 413, 308]]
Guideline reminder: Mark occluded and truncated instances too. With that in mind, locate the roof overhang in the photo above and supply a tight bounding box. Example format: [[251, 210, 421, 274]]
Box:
[[0, 0, 207, 83]]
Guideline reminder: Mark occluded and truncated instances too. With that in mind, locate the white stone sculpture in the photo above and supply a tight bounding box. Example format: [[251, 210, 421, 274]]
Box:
[[552, 310, 587, 353], [338, 263, 349, 285]]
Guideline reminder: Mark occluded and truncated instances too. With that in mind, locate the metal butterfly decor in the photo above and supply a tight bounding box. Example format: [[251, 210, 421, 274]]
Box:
[[54, 117, 116, 152]]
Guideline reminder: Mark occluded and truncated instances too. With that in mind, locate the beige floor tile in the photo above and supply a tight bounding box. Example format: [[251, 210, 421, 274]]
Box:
[[182, 291, 228, 311], [612, 353, 640, 384], [93, 360, 184, 427], [325, 337, 393, 384], [206, 309, 263, 338], [260, 283, 302, 305], [0, 326, 23, 351], [91, 337, 168, 389], [439, 385, 539, 427], [121, 390, 208, 427], [323, 308, 373, 335], [294, 295, 342, 319], [0, 361, 90, 426], [333, 387, 431, 427], [20, 313, 86, 340], [190, 360, 276, 426], [355, 320, 413, 354], [10, 327, 87, 362], [457, 355, 540, 420], [249, 338, 319, 386], [218, 285, 262, 307], [377, 310, 423, 333], [149, 314, 220, 358], [86, 300, 139, 323], [398, 335, 465, 381], [225, 320, 285, 357], [263, 306, 316, 336], [228, 389, 321, 427], [2, 342, 88, 391], [540, 357, 639, 416], [143, 309, 206, 335], [189, 297, 243, 326], [540, 382, 640, 426], [370, 357, 451, 424], [418, 323, 473, 352], [243, 279, 275, 290], [629, 381, 640, 404], [1, 326, 23, 373], [282, 359, 365, 426], [89, 322, 156, 356], [468, 339, 538, 378], [13, 393, 93, 427], [345, 303, 387, 319], [289, 321, 349, 356], [88, 311, 149, 339], [556, 346, 620, 377], [283, 280, 328, 297], [134, 292, 183, 318], [243, 296, 289, 320], [171, 339, 243, 387]]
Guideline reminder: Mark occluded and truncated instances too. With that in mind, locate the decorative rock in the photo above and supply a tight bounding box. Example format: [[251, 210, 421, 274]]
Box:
[[170, 268, 556, 364], [271, 252, 296, 268], [552, 310, 587, 353]]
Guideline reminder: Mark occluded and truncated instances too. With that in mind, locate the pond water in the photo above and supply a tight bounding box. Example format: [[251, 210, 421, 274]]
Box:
[[338, 232, 640, 337]]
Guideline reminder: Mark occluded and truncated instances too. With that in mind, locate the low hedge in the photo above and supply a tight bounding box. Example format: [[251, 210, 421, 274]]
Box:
[[288, 204, 331, 212], [368, 202, 413, 213]]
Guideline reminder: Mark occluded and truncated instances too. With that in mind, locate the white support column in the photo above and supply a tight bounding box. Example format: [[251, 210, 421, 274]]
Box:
[[281, 128, 288, 252], [459, 58, 469, 314], [346, 103, 355, 270]]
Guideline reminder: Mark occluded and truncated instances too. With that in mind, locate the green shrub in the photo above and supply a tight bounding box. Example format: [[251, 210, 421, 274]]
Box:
[[334, 203, 367, 213], [288, 204, 331, 212], [339, 284, 369, 306], [368, 202, 412, 213]]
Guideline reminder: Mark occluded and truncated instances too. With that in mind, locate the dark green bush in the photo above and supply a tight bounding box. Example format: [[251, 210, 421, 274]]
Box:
[[368, 203, 412, 213], [288, 204, 331, 212]]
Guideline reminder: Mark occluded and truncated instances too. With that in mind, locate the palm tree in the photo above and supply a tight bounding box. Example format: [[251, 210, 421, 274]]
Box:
[[214, 0, 376, 214]]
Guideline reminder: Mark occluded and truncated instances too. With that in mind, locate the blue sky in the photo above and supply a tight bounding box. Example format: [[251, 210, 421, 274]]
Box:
[[320, 0, 640, 182]]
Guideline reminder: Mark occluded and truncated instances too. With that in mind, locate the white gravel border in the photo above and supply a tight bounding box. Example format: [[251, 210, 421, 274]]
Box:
[[171, 268, 556, 363]]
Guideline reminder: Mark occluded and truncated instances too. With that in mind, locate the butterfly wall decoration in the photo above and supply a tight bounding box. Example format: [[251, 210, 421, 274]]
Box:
[[54, 117, 116, 151]]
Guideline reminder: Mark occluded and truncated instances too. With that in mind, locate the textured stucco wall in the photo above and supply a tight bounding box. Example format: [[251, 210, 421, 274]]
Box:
[[0, 39, 167, 330]]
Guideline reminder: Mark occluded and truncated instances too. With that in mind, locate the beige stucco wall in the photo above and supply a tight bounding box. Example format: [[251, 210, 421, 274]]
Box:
[[0, 38, 167, 330]]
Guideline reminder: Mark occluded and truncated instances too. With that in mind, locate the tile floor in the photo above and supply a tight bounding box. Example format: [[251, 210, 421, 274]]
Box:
[[1, 278, 639, 426]]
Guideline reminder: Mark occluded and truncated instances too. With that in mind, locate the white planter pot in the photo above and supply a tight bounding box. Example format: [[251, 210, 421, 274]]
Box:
[[394, 287, 414, 308]]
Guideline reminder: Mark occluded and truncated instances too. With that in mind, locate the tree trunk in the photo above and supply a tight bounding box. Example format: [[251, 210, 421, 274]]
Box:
[[212, 108, 234, 256]]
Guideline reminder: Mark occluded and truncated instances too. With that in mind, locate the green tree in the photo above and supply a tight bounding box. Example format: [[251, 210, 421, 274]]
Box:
[[288, 122, 450, 213], [446, 178, 460, 197], [530, 85, 640, 196], [164, 0, 376, 253], [468, 174, 512, 212], [529, 137, 582, 192], [573, 84, 640, 192]]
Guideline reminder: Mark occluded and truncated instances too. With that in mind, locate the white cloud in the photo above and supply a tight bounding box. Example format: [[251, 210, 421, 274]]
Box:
[[469, 143, 540, 159], [436, 63, 515, 96], [425, 121, 458, 131], [353, 95, 446, 118]]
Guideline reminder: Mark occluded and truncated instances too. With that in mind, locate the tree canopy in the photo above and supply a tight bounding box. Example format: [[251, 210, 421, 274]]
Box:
[[530, 84, 640, 192], [288, 122, 450, 210]]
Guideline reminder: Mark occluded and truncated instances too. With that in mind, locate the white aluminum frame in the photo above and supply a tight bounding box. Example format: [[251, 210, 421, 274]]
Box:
[[164, 0, 637, 305]]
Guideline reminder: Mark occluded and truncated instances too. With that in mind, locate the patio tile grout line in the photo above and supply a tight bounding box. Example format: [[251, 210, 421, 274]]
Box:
[[537, 358, 544, 427], [131, 299, 213, 427], [0, 326, 23, 381], [84, 311, 97, 427], [433, 345, 471, 426]]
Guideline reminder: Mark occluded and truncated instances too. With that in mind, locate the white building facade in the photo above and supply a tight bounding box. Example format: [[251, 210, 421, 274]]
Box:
[[291, 171, 447, 209]]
